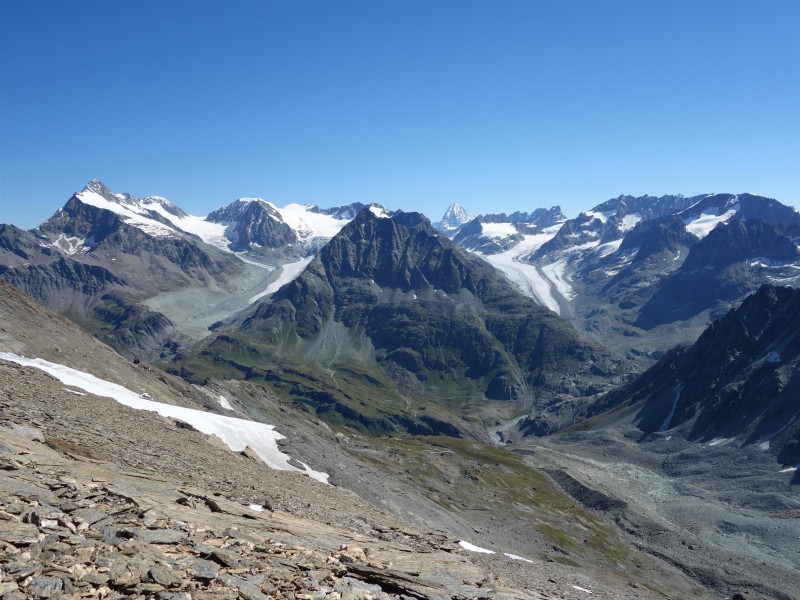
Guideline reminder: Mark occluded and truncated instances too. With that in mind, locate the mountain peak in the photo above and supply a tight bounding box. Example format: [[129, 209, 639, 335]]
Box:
[[436, 203, 473, 232], [82, 179, 114, 196]]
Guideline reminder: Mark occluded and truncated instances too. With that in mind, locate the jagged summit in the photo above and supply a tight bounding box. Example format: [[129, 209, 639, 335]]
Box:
[[435, 202, 473, 233], [81, 178, 118, 202]]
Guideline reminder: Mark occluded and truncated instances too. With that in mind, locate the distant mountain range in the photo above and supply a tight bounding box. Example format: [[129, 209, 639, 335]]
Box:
[[2, 180, 799, 441], [2, 179, 799, 599]]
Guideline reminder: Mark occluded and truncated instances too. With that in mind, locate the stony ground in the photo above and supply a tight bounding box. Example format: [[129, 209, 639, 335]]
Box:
[[0, 358, 688, 599], [0, 280, 751, 599], [514, 427, 799, 600]]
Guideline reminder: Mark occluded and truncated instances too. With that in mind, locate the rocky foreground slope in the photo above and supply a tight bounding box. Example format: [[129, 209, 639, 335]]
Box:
[[0, 279, 707, 599]]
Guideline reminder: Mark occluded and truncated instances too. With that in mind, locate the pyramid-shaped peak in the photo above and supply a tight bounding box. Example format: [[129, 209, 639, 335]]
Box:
[[83, 179, 113, 195], [79, 179, 119, 204], [437, 203, 473, 232]]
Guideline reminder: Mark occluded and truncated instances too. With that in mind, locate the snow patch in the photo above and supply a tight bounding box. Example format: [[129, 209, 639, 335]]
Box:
[[53, 234, 88, 255], [684, 206, 739, 239], [584, 210, 609, 223], [76, 190, 176, 238], [248, 504, 265, 512], [174, 216, 230, 251], [659, 383, 683, 432], [0, 352, 329, 484], [218, 395, 233, 411], [596, 239, 623, 258], [503, 553, 533, 563], [572, 585, 594, 595], [458, 541, 495, 554], [279, 203, 352, 239], [480, 222, 518, 239], [247, 257, 314, 305], [620, 213, 642, 232], [368, 205, 390, 219], [708, 437, 734, 447], [765, 351, 781, 363]]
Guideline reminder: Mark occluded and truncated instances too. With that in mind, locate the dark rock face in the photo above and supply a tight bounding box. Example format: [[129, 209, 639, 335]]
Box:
[[597, 285, 800, 463], [618, 215, 698, 265], [190, 209, 630, 434], [636, 220, 800, 329], [0, 258, 124, 304], [0, 224, 57, 263], [207, 200, 298, 251]]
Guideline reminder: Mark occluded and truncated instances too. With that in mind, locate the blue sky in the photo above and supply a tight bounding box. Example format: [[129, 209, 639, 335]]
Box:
[[1, 1, 799, 228]]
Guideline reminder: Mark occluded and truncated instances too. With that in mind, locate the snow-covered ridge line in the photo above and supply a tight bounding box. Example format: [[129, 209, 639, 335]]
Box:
[[0, 352, 329, 484], [75, 183, 354, 253]]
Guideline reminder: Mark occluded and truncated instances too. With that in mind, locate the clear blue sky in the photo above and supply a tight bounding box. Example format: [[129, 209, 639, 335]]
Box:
[[2, 0, 799, 229]]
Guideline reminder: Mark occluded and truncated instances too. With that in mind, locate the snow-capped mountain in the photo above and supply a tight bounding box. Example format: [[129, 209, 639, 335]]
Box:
[[0, 180, 399, 358], [4, 180, 800, 369], [205, 198, 357, 259], [530, 194, 700, 261], [0, 180, 251, 359], [504, 193, 800, 361], [453, 207, 567, 254], [435, 203, 473, 234]]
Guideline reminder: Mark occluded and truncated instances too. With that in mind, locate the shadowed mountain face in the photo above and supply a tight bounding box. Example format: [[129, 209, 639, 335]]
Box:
[[588, 285, 800, 467], [635, 219, 800, 329], [177, 209, 633, 436]]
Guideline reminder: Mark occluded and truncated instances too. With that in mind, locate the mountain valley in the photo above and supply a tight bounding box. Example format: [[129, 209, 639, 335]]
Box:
[[1, 180, 799, 599]]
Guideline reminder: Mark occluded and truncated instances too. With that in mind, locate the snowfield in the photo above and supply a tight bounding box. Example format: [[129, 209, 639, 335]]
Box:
[[75, 190, 351, 256], [77, 190, 177, 238], [0, 352, 329, 484], [684, 205, 739, 239], [480, 221, 518, 238]]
